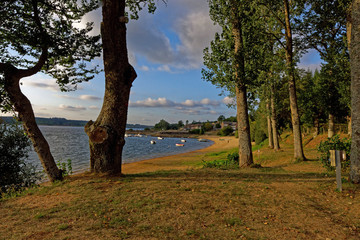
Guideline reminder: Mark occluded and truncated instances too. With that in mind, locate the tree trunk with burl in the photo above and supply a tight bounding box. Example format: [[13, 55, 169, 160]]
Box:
[[85, 0, 136, 174]]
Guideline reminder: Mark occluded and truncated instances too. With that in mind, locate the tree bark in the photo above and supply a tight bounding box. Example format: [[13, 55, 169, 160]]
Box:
[[347, 116, 352, 136], [231, 3, 253, 167], [350, 0, 360, 183], [2, 63, 62, 182], [313, 117, 319, 137], [328, 113, 335, 138], [85, 0, 136, 174], [270, 86, 280, 151], [283, 0, 305, 161], [266, 98, 274, 148]]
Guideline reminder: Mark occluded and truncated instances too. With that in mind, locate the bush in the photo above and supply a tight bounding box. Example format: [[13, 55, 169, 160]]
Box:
[[189, 129, 204, 135], [254, 129, 267, 145], [202, 151, 239, 169], [217, 126, 234, 136], [317, 135, 351, 171], [0, 123, 39, 196]]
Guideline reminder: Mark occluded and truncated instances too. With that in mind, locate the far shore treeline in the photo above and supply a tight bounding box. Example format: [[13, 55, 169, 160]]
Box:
[[0, 116, 152, 129]]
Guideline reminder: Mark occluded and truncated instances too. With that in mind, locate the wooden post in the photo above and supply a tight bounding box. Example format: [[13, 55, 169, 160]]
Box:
[[329, 150, 344, 192], [335, 150, 342, 192]]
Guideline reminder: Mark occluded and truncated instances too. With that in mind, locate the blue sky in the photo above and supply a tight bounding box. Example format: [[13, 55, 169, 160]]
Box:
[[13, 0, 321, 125]]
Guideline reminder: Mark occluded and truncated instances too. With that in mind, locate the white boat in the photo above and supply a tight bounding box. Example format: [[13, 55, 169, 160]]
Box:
[[181, 139, 186, 142], [157, 137, 164, 140], [136, 134, 143, 137], [175, 143, 184, 147], [150, 140, 156, 144]]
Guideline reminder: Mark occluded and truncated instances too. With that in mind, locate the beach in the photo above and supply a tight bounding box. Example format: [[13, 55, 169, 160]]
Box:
[[122, 135, 238, 174]]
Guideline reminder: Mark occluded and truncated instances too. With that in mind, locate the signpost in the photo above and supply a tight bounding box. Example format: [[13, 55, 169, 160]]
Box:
[[329, 150, 346, 192]]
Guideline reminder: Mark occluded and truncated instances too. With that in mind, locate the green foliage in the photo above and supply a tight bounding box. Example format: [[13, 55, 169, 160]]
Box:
[[154, 119, 170, 130], [317, 135, 351, 171], [189, 129, 204, 135], [0, 0, 102, 109], [203, 122, 214, 132], [56, 159, 73, 178], [202, 151, 239, 169], [0, 123, 39, 196], [217, 126, 234, 136], [255, 129, 267, 145]]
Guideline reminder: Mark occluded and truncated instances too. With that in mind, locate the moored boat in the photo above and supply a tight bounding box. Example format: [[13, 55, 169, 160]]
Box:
[[150, 140, 156, 144], [175, 143, 184, 147]]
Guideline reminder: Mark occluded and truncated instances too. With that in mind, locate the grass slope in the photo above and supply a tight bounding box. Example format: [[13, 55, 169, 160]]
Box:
[[1, 133, 360, 240]]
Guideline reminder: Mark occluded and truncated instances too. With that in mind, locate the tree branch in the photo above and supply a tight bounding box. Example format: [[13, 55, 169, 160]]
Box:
[[17, 0, 48, 78]]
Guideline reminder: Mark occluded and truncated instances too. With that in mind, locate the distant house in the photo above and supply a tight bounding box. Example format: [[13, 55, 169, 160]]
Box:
[[184, 124, 203, 131], [221, 121, 237, 130]]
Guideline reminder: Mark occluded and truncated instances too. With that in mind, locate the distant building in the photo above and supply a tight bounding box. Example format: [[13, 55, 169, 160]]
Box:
[[221, 121, 237, 130], [184, 124, 203, 130]]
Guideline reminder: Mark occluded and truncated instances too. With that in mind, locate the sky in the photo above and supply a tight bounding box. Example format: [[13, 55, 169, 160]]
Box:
[[12, 0, 322, 125]]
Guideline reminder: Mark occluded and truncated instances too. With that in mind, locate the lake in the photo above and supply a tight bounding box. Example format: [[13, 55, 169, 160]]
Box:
[[27, 126, 213, 173]]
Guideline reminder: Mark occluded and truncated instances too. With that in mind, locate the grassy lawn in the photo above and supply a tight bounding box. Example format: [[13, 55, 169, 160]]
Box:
[[1, 134, 360, 240]]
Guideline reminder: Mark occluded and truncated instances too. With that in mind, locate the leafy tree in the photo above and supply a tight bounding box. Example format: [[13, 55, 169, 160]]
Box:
[[178, 120, 184, 128], [85, 0, 166, 174], [350, 0, 360, 183], [0, 0, 101, 181], [0, 122, 39, 196], [203, 0, 269, 167], [203, 122, 214, 132], [217, 115, 226, 122], [259, 0, 306, 160], [297, 0, 351, 138], [154, 119, 170, 130]]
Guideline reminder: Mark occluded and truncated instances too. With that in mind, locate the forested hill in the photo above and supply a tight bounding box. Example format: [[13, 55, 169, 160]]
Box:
[[0, 116, 152, 129]]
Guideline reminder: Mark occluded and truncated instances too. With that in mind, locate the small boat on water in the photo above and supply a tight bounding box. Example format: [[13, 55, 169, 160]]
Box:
[[175, 143, 184, 147], [198, 139, 208, 142], [181, 139, 186, 143], [150, 140, 156, 144], [157, 137, 164, 140]]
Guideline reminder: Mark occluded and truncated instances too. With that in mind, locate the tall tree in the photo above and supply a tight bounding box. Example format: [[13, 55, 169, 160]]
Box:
[[85, 0, 163, 174], [0, 0, 101, 181], [350, 0, 360, 183], [203, 0, 268, 166], [260, 0, 305, 160], [298, 0, 351, 138]]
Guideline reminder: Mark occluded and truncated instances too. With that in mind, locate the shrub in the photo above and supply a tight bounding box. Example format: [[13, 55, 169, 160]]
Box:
[[317, 135, 351, 171], [202, 151, 239, 169], [254, 129, 267, 145], [56, 159, 73, 177], [217, 126, 234, 136], [0, 123, 39, 196], [189, 129, 203, 135]]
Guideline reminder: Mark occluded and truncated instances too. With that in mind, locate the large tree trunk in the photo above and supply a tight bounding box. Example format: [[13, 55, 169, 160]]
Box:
[[348, 116, 352, 136], [313, 117, 320, 137], [231, 3, 253, 167], [85, 0, 136, 174], [266, 99, 274, 149], [350, 0, 360, 183], [283, 0, 305, 161], [2, 64, 62, 182], [328, 113, 335, 138], [270, 86, 280, 151]]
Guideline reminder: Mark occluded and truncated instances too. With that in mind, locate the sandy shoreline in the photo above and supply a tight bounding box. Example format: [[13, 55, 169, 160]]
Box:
[[122, 135, 238, 174]]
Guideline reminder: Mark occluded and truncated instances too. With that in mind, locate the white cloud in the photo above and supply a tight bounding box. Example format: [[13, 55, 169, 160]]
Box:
[[130, 97, 175, 107], [130, 97, 225, 111], [23, 80, 59, 92], [59, 104, 87, 111], [79, 95, 102, 101], [89, 105, 100, 110], [157, 65, 172, 72], [223, 97, 236, 105], [139, 65, 150, 71]]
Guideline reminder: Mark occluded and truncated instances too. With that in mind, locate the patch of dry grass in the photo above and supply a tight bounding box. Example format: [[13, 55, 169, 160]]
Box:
[[1, 133, 360, 240]]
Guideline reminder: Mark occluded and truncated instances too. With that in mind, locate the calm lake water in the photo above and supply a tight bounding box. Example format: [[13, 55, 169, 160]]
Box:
[[27, 126, 213, 172]]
